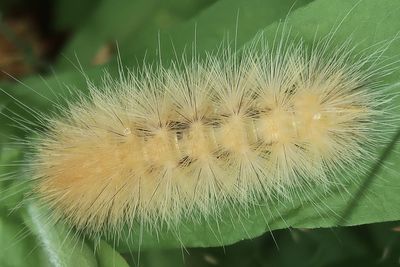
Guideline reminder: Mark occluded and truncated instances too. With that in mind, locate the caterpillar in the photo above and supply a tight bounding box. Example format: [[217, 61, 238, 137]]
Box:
[[24, 30, 395, 246]]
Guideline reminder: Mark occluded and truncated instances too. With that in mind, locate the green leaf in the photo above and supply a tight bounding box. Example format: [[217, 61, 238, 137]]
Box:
[[117, 223, 399, 266], [0, 146, 50, 267], [95, 240, 129, 267], [23, 203, 98, 267], [138, 249, 185, 267], [2, 0, 400, 254], [53, 0, 102, 31], [0, 214, 52, 267], [111, 0, 400, 250], [120, 0, 313, 65], [55, 0, 216, 70]]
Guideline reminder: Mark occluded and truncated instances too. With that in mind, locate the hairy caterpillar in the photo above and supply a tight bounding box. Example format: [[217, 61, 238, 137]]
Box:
[[22, 29, 395, 247]]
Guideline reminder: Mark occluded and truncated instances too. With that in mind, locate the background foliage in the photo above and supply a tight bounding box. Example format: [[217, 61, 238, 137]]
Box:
[[1, 0, 400, 266]]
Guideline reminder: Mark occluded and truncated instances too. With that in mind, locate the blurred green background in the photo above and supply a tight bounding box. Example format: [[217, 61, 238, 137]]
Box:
[[1, 0, 400, 266]]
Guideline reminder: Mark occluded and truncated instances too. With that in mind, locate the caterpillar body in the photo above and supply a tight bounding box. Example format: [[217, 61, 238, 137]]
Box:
[[28, 34, 391, 241]]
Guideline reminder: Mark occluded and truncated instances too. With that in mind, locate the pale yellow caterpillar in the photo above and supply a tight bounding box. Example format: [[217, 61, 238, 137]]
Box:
[[24, 30, 395, 246]]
